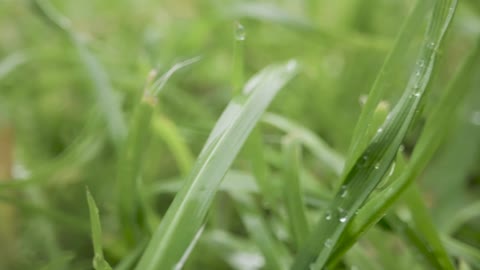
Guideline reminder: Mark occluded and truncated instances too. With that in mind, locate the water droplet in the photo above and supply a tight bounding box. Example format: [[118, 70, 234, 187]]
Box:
[[325, 210, 332, 221], [235, 22, 246, 41], [358, 155, 369, 167], [418, 60, 426, 68], [374, 163, 380, 170], [377, 127, 383, 134], [340, 185, 349, 198], [324, 238, 333, 248], [285, 60, 298, 72], [470, 111, 480, 126], [338, 207, 348, 223], [387, 162, 396, 177], [428, 42, 436, 49]]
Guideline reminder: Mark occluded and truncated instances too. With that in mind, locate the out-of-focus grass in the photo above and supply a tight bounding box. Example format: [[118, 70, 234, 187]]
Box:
[[0, 0, 479, 269]]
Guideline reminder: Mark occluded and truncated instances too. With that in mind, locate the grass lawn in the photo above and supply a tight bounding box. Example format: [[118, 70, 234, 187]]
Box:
[[0, 0, 479, 269]]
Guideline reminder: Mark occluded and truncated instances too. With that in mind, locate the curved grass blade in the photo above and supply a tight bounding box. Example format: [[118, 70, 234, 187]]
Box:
[[292, 1, 457, 269], [330, 7, 478, 268], [134, 60, 298, 270], [343, 0, 437, 173], [86, 188, 112, 270]]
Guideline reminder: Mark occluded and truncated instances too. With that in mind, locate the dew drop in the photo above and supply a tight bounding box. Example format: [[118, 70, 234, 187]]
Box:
[[377, 127, 383, 134], [235, 22, 246, 41], [338, 207, 348, 223], [418, 60, 426, 67], [324, 238, 333, 248], [387, 162, 396, 177], [339, 185, 349, 198], [374, 163, 380, 170], [358, 155, 369, 167], [285, 60, 298, 72], [325, 210, 332, 221]]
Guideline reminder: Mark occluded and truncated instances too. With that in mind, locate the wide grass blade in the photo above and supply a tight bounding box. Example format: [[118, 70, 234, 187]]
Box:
[[134, 60, 298, 270], [292, 0, 457, 269]]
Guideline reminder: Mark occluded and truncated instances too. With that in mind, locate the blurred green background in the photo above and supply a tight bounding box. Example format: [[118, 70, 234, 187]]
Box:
[[0, 0, 479, 269]]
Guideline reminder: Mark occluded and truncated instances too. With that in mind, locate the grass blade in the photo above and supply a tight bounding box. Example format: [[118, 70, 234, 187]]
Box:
[[86, 188, 112, 270], [262, 113, 344, 176], [331, 9, 479, 269], [344, 0, 436, 172], [134, 60, 298, 270], [233, 193, 291, 270], [403, 184, 455, 269], [117, 59, 199, 244], [151, 113, 195, 177], [292, 0, 457, 269], [0, 53, 27, 80], [282, 136, 309, 248]]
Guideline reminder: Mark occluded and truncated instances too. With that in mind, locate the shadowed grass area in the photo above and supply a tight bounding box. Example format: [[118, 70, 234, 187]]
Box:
[[0, 0, 479, 269]]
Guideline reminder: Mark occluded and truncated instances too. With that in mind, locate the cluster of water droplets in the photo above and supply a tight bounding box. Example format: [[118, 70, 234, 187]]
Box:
[[235, 22, 246, 41], [324, 206, 349, 224]]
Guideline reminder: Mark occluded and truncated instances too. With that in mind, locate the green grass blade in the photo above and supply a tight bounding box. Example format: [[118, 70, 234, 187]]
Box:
[[443, 201, 480, 235], [117, 59, 199, 244], [292, 0, 457, 268], [86, 188, 112, 270], [262, 113, 344, 176], [151, 114, 194, 177], [134, 60, 298, 270], [443, 236, 480, 268], [344, 0, 436, 172], [113, 239, 147, 270], [282, 136, 309, 248], [385, 213, 446, 269], [0, 53, 27, 80], [331, 10, 478, 268], [233, 194, 290, 270], [403, 184, 455, 269]]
